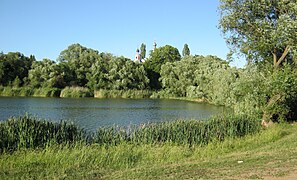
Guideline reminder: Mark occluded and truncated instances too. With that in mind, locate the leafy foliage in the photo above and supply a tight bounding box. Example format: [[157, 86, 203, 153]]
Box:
[[144, 45, 181, 89], [159, 55, 230, 102], [87, 56, 149, 91], [57, 43, 101, 86], [29, 59, 65, 88], [0, 52, 35, 86], [219, 0, 297, 67]]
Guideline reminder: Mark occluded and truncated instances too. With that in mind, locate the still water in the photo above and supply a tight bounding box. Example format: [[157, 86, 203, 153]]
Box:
[[0, 97, 224, 132]]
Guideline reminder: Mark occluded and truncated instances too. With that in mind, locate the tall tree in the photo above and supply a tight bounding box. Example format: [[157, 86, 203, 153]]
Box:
[[140, 43, 146, 59], [87, 56, 149, 91], [144, 45, 181, 89], [219, 0, 297, 125], [219, 0, 297, 68], [29, 59, 65, 88], [57, 43, 100, 86], [182, 43, 190, 57], [0, 52, 34, 86]]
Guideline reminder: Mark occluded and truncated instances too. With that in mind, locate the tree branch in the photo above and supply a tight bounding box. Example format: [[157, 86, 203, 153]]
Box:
[[272, 49, 277, 66], [275, 46, 290, 68]]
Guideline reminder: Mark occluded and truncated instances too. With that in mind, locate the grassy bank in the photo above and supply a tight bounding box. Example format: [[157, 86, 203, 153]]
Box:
[[0, 119, 296, 179], [60, 86, 93, 98], [0, 86, 60, 97], [94, 89, 153, 99]]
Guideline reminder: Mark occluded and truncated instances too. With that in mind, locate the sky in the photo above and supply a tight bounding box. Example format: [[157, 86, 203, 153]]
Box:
[[0, 0, 245, 67]]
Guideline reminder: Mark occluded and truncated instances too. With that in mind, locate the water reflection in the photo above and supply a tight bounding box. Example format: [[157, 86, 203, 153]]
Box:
[[0, 97, 225, 132]]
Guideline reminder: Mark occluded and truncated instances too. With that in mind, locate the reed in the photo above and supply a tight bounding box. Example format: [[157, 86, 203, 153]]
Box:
[[94, 89, 153, 99], [32, 88, 61, 97], [0, 114, 261, 153], [0, 86, 33, 96], [93, 114, 261, 146], [60, 86, 93, 98], [0, 115, 85, 153], [0, 86, 61, 97]]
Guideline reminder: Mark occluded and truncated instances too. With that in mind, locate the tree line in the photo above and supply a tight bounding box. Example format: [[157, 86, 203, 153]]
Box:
[[0, 43, 194, 91]]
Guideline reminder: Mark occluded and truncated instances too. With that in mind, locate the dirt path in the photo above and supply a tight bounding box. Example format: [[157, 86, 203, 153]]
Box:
[[263, 170, 297, 180]]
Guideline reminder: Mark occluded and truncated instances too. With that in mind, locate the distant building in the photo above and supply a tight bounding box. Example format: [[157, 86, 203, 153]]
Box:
[[135, 48, 142, 62], [135, 41, 157, 63]]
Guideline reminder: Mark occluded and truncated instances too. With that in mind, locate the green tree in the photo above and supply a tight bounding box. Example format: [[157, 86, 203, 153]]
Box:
[[57, 43, 100, 86], [0, 52, 35, 86], [86, 56, 109, 91], [182, 43, 190, 57], [219, 0, 297, 68], [140, 43, 146, 59], [29, 59, 65, 88], [144, 45, 181, 89], [159, 55, 230, 100], [219, 0, 297, 125], [87, 56, 149, 91]]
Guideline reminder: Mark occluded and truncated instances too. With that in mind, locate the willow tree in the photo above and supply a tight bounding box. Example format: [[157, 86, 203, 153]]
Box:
[[219, 0, 297, 125], [219, 0, 297, 68], [57, 43, 100, 87]]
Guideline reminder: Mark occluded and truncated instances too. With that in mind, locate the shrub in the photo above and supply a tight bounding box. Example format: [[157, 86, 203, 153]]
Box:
[[60, 86, 93, 98]]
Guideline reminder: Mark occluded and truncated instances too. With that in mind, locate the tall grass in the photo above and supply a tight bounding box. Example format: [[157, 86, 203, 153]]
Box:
[[0, 123, 292, 179], [32, 88, 61, 97], [94, 89, 153, 99], [0, 114, 261, 153], [0, 86, 33, 97], [93, 114, 261, 146], [60, 86, 93, 98], [0, 86, 60, 97], [0, 115, 85, 153]]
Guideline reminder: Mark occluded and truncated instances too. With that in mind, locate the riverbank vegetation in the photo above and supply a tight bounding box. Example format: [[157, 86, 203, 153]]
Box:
[[0, 116, 296, 179], [94, 89, 153, 99], [0, 115, 260, 153], [0, 86, 60, 97]]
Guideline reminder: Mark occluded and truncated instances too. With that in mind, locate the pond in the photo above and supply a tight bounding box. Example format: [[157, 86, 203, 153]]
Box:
[[0, 97, 225, 132]]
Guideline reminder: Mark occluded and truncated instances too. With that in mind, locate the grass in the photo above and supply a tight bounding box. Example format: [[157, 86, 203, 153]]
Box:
[[94, 114, 260, 146], [0, 86, 60, 97], [0, 115, 85, 152], [0, 114, 260, 152], [60, 86, 93, 98], [94, 89, 153, 99], [0, 123, 296, 179], [0, 116, 296, 179]]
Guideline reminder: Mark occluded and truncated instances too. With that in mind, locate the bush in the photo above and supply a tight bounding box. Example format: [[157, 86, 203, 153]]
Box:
[[94, 89, 153, 99], [60, 86, 93, 98], [33, 88, 61, 97]]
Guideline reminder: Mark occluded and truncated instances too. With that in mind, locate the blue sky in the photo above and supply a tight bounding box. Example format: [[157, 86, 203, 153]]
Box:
[[0, 0, 245, 67]]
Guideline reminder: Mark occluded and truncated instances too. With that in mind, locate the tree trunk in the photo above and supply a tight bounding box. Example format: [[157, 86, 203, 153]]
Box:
[[261, 94, 282, 128], [261, 113, 272, 128]]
